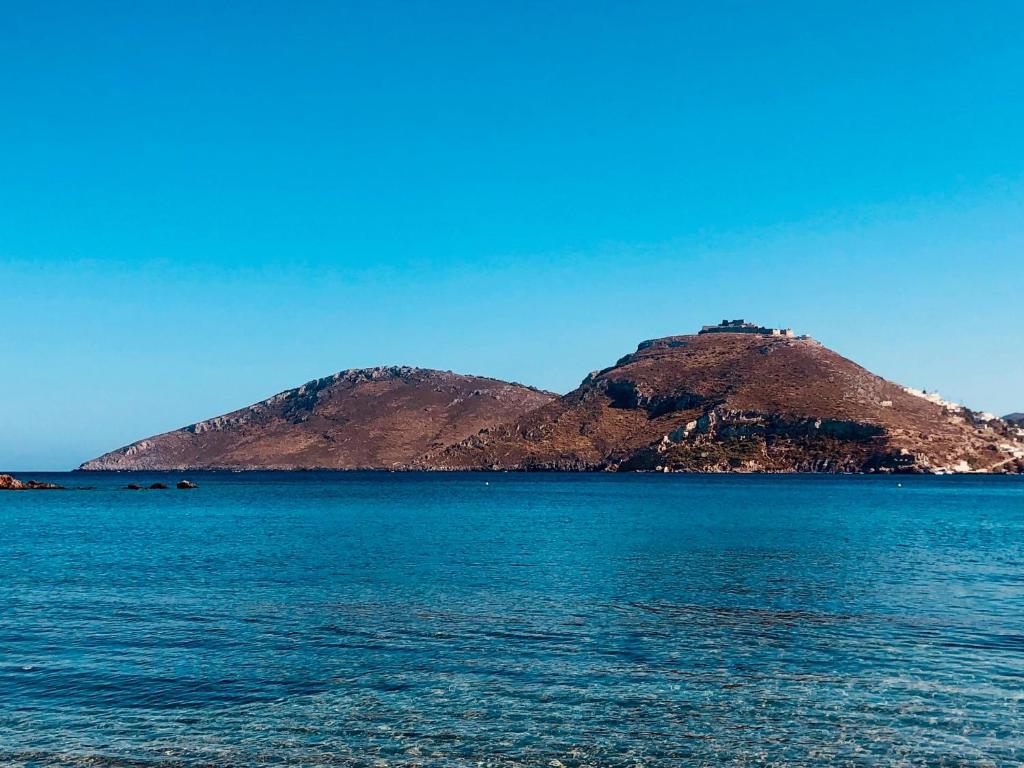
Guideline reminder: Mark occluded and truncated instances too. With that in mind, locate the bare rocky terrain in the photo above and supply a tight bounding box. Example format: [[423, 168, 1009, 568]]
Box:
[[80, 334, 1024, 474], [80, 367, 555, 470], [424, 333, 1024, 474]]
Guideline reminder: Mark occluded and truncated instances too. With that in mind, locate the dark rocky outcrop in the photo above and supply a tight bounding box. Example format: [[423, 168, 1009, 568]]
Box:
[[176, 480, 198, 489], [0, 474, 63, 490], [149, 483, 169, 490]]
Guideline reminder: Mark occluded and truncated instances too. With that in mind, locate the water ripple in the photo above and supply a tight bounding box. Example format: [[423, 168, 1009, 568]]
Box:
[[1, 472, 1022, 765]]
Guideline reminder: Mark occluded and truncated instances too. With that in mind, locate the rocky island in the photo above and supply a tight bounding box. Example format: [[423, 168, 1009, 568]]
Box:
[[80, 323, 1024, 474]]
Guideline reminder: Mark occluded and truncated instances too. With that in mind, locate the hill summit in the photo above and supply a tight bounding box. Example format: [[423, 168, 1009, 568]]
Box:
[[423, 325, 1024, 474], [80, 367, 555, 470]]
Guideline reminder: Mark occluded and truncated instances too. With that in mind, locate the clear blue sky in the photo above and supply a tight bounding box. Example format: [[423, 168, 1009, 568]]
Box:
[[2, 1, 1023, 470]]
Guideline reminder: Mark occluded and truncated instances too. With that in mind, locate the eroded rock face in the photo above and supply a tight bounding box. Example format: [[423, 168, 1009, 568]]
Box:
[[425, 333, 1024, 474]]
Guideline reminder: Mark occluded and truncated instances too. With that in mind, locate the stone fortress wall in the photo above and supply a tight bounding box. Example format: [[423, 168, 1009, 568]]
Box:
[[699, 319, 795, 337]]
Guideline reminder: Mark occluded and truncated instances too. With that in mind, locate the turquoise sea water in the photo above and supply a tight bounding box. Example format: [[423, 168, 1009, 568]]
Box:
[[1, 472, 1022, 766]]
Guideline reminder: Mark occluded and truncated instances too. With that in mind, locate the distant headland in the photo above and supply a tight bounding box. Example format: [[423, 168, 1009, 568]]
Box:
[[79, 323, 1024, 475]]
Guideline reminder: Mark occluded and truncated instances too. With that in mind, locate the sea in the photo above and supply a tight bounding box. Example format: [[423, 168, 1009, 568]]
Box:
[[1, 472, 1022, 766]]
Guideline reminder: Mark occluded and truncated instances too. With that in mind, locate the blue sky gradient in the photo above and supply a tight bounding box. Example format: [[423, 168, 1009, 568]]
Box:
[[2, 1, 1023, 469]]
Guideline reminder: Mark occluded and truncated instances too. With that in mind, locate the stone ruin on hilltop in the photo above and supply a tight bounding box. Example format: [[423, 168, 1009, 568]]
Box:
[[698, 319, 795, 337]]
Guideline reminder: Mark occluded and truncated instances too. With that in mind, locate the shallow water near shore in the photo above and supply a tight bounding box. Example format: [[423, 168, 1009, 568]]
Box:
[[1, 472, 1022, 766]]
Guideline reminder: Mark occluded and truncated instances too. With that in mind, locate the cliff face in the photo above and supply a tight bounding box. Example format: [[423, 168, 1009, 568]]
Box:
[[80, 367, 556, 470], [424, 334, 1024, 474]]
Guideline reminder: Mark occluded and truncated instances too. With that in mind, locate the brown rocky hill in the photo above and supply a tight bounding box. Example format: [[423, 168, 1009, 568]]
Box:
[[80, 367, 555, 470], [423, 332, 1024, 474]]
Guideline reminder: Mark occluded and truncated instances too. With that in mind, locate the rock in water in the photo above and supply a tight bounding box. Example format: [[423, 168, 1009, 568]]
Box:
[[149, 483, 169, 490], [0, 474, 25, 490], [0, 474, 63, 490], [176, 480, 198, 489]]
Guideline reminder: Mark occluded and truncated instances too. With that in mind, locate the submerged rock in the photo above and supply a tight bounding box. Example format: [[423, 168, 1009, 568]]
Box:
[[149, 482, 169, 490], [125, 484, 142, 490]]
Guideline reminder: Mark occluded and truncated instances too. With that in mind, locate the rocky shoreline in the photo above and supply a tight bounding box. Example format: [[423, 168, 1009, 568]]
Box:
[[1, 474, 201, 490], [0, 474, 64, 490]]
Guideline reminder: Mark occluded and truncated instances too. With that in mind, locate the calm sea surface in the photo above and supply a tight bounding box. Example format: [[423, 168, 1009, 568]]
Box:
[[1, 472, 1022, 766]]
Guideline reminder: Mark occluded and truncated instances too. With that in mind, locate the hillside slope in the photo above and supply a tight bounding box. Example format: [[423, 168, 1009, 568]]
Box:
[[80, 367, 555, 470], [424, 333, 1024, 473]]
